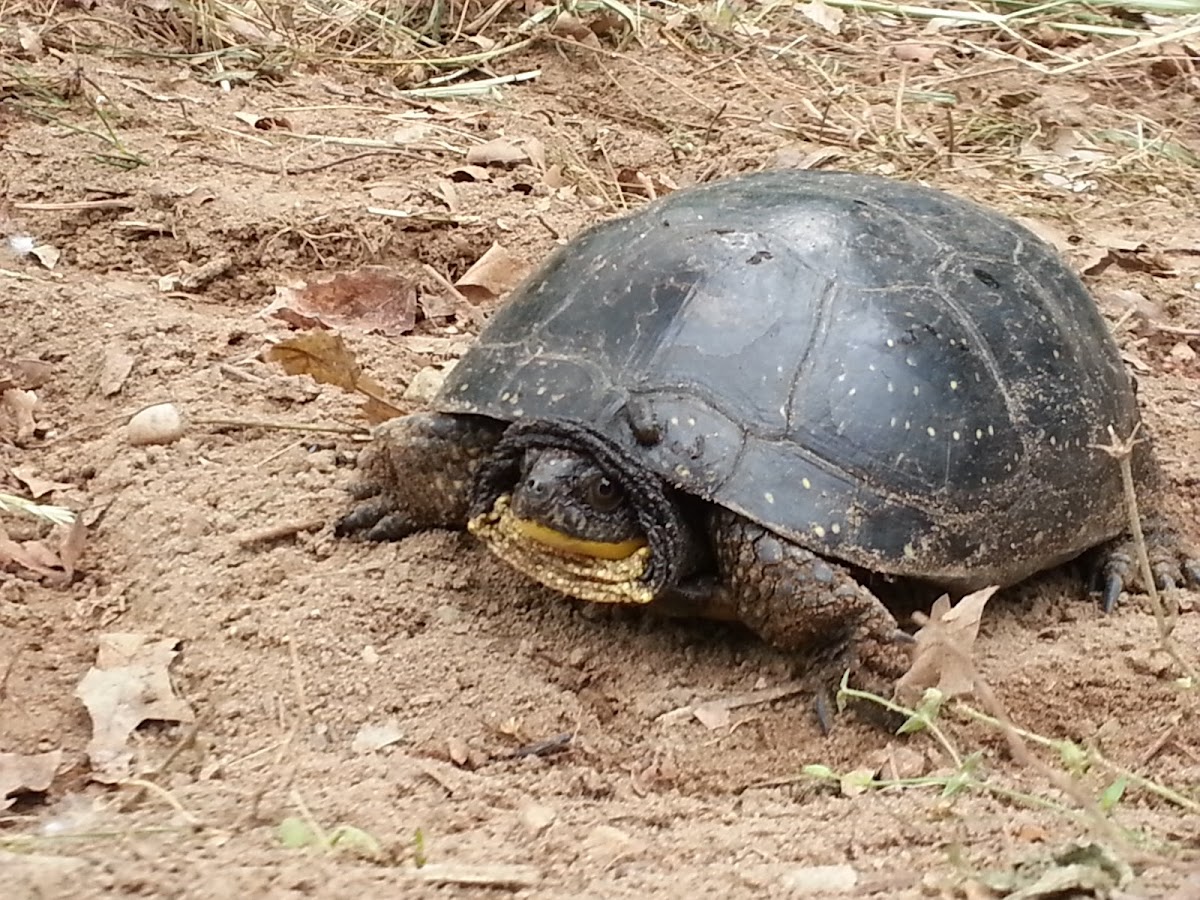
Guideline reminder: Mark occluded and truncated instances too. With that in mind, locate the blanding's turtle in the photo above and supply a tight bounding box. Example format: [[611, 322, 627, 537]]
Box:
[[337, 170, 1198, 689]]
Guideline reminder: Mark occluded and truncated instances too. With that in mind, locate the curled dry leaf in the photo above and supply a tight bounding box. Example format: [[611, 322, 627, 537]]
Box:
[[351, 721, 405, 754], [465, 138, 530, 168], [262, 267, 419, 337], [892, 43, 937, 64], [448, 165, 491, 183], [455, 243, 530, 304], [798, 0, 844, 34], [0, 518, 87, 585], [265, 332, 403, 423], [97, 346, 135, 397], [2, 388, 39, 444], [893, 585, 997, 707], [0, 357, 53, 391], [0, 749, 62, 809], [75, 633, 194, 784], [8, 466, 72, 499]]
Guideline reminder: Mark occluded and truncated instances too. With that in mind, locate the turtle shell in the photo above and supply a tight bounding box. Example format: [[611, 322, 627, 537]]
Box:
[[436, 170, 1141, 589]]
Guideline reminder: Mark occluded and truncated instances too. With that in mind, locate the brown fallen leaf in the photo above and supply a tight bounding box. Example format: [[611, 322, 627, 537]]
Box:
[[465, 138, 530, 168], [75, 633, 194, 783], [0, 357, 53, 392], [0, 749, 62, 809], [447, 165, 492, 183], [455, 243, 530, 304], [265, 332, 404, 423], [894, 585, 998, 707], [797, 0, 844, 34], [2, 388, 39, 443], [0, 748, 61, 811], [262, 267, 419, 337], [8, 466, 72, 499], [615, 168, 678, 201], [97, 346, 135, 397], [892, 43, 937, 64], [0, 519, 83, 585]]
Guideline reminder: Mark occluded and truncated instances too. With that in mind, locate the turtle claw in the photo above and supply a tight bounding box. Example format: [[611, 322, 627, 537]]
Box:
[[334, 499, 388, 538], [1094, 530, 1200, 614]]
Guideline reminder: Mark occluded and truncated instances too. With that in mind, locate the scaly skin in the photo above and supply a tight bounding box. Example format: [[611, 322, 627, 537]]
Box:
[[335, 412, 503, 541], [701, 509, 911, 694]]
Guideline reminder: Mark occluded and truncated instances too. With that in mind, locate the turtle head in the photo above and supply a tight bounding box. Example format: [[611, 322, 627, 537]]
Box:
[[509, 448, 646, 560], [466, 418, 689, 606]]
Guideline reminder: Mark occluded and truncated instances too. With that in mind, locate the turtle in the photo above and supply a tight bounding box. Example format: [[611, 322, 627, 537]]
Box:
[[336, 169, 1198, 694]]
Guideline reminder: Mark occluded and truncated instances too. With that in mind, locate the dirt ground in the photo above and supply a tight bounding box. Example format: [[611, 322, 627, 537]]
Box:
[[3, 4, 1200, 897]]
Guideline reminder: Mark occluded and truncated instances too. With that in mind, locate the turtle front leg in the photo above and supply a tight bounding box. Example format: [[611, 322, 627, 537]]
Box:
[[703, 510, 911, 695], [335, 412, 504, 542]]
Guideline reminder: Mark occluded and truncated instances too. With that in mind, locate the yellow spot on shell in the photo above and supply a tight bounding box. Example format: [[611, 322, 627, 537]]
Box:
[[812, 525, 826, 538], [801, 477, 812, 489]]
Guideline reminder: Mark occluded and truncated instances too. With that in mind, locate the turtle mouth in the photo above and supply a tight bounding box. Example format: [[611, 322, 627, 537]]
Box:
[[510, 516, 647, 561], [468, 494, 654, 605]]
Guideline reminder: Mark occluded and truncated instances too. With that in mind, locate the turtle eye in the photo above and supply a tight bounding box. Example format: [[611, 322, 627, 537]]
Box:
[[586, 475, 623, 513]]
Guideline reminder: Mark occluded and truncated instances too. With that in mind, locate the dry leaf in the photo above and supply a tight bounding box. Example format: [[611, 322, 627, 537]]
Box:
[[0, 519, 85, 585], [267, 332, 364, 392], [266, 333, 403, 422], [3, 388, 39, 443], [262, 267, 419, 337], [233, 111, 291, 131], [0, 357, 53, 391], [98, 346, 135, 397], [798, 0, 844, 34], [448, 165, 491, 183], [893, 585, 997, 706], [8, 466, 72, 499], [17, 25, 45, 57], [0, 749, 62, 809], [455, 243, 529, 304], [892, 43, 937, 64], [351, 721, 405, 754], [692, 702, 731, 730], [465, 139, 530, 168], [30, 245, 60, 270], [75, 633, 194, 783]]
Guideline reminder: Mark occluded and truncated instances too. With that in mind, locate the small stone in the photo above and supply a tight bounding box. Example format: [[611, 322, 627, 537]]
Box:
[[126, 402, 186, 446], [779, 864, 859, 894], [402, 364, 456, 405], [361, 645, 380, 666], [1168, 341, 1196, 363], [433, 604, 462, 625], [584, 824, 634, 857], [518, 802, 557, 835], [447, 737, 470, 767]]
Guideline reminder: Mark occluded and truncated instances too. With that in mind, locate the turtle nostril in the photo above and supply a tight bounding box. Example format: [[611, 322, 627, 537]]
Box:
[[525, 477, 543, 495]]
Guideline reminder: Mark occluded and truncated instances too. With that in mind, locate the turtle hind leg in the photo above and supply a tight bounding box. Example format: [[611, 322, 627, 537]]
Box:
[[702, 509, 912, 704], [1093, 516, 1200, 613], [335, 412, 504, 542], [1091, 440, 1200, 611]]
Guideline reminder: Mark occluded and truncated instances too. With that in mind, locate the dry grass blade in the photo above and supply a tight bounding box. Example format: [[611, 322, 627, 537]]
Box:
[[0, 493, 75, 526]]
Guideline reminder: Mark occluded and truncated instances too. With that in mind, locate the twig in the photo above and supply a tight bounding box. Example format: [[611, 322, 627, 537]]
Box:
[[1094, 426, 1197, 683], [193, 416, 368, 437], [234, 519, 326, 547]]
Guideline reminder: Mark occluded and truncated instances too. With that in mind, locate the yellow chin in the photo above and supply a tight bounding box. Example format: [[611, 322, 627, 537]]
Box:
[[511, 517, 646, 561], [467, 494, 654, 605]]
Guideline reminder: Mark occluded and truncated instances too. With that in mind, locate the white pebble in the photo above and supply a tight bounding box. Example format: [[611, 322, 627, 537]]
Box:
[[126, 403, 186, 446]]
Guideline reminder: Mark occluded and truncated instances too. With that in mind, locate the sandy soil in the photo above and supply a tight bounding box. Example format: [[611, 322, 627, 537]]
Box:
[[2, 7, 1200, 898]]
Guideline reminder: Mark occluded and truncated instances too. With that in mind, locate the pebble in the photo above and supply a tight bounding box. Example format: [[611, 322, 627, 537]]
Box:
[[518, 802, 557, 835]]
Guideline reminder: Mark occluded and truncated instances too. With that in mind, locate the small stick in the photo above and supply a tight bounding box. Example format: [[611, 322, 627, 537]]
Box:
[[234, 519, 326, 547], [1093, 425, 1196, 682], [506, 733, 572, 759], [194, 416, 368, 437]]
